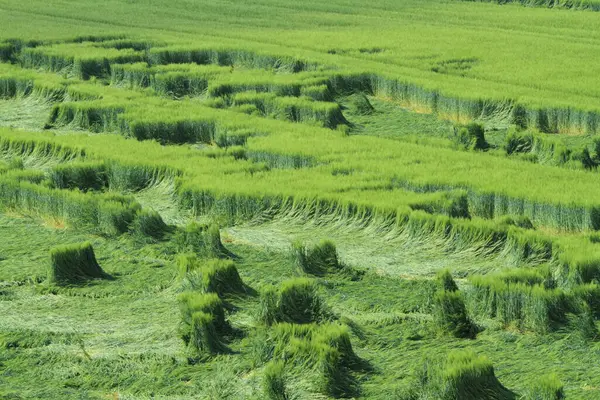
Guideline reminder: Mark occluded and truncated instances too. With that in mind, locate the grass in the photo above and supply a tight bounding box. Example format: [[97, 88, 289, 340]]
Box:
[[48, 241, 107, 284], [258, 278, 328, 325], [263, 360, 288, 400], [460, 0, 600, 11], [2, 213, 600, 398], [2, 0, 600, 398], [433, 290, 477, 339], [177, 256, 246, 296]]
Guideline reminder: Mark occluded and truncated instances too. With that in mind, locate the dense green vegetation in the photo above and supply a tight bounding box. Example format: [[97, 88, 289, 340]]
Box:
[[460, 0, 600, 11], [1, 0, 600, 398]]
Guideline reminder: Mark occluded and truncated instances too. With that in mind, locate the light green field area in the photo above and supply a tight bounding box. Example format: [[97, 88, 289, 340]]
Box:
[[1, 1, 600, 399]]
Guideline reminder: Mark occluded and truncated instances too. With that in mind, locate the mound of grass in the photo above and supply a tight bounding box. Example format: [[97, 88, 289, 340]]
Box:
[[293, 240, 363, 280], [293, 239, 340, 276], [131, 209, 170, 239], [258, 278, 327, 325], [467, 277, 571, 333], [433, 290, 477, 339], [177, 255, 245, 296], [200, 259, 245, 296], [572, 283, 600, 318], [568, 301, 598, 342], [498, 215, 535, 230], [410, 351, 515, 400], [188, 312, 227, 357], [436, 269, 458, 292], [272, 323, 361, 398], [523, 374, 564, 400], [177, 292, 230, 356], [176, 253, 200, 276], [442, 351, 514, 400], [48, 242, 106, 284], [263, 360, 288, 400], [453, 122, 487, 150], [174, 222, 225, 257]]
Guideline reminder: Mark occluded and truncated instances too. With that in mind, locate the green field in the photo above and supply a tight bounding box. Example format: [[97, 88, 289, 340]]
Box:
[[1, 1, 600, 399]]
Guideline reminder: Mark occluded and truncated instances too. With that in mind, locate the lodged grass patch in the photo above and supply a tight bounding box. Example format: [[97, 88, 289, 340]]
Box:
[[3, 3, 600, 398]]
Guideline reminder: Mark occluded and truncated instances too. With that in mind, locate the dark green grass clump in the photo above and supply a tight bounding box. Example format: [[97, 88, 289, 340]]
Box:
[[174, 222, 226, 257], [453, 122, 487, 150], [188, 312, 226, 357], [498, 215, 535, 230], [177, 292, 230, 357], [522, 374, 564, 400], [263, 360, 288, 400], [177, 255, 246, 296], [48, 242, 106, 284], [433, 290, 477, 338], [271, 323, 362, 398], [436, 269, 458, 292], [258, 278, 328, 325], [131, 209, 171, 239], [406, 351, 515, 400], [442, 351, 514, 400], [467, 273, 572, 333], [293, 239, 339, 276], [293, 239, 362, 279], [572, 283, 600, 318], [50, 161, 108, 192], [348, 93, 375, 115]]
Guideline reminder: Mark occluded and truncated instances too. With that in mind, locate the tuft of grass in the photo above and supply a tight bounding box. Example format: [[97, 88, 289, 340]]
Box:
[[188, 311, 228, 357], [568, 302, 599, 342], [271, 323, 362, 398], [177, 292, 230, 356], [258, 278, 327, 325], [522, 374, 564, 400], [442, 351, 515, 400], [436, 269, 458, 292], [174, 222, 225, 257], [409, 351, 515, 400], [177, 255, 245, 296], [292, 239, 363, 280], [200, 258, 246, 296], [263, 360, 288, 400], [453, 122, 487, 150], [433, 290, 477, 339], [131, 209, 170, 239], [348, 93, 375, 115], [48, 242, 107, 284], [498, 215, 534, 230], [293, 239, 340, 276]]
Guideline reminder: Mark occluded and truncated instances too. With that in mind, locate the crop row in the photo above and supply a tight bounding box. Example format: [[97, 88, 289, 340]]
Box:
[[2, 130, 600, 287], [4, 38, 600, 134], [459, 0, 600, 11], [4, 66, 600, 233]]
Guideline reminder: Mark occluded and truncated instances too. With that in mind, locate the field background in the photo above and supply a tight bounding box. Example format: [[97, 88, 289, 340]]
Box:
[[1, 0, 600, 399]]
